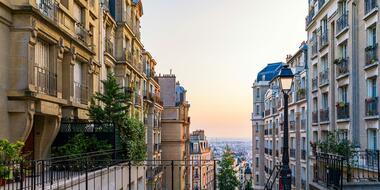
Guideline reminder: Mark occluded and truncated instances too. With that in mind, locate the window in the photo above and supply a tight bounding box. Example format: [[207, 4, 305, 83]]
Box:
[[368, 129, 377, 150], [73, 2, 84, 23], [339, 0, 347, 14], [34, 39, 56, 96], [256, 105, 260, 115], [367, 77, 377, 98], [255, 122, 259, 132], [367, 26, 377, 47], [322, 93, 328, 110], [255, 158, 259, 167], [321, 16, 328, 34], [321, 55, 328, 71], [256, 140, 259, 150], [339, 86, 348, 102], [301, 107, 306, 120], [313, 98, 318, 111], [339, 42, 347, 58], [74, 61, 84, 103], [256, 88, 260, 98], [290, 110, 295, 121]]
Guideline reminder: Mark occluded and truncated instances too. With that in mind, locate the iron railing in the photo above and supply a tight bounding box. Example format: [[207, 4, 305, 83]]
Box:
[[289, 120, 295, 131], [337, 102, 350, 120], [290, 148, 296, 158], [34, 66, 57, 96], [75, 22, 89, 44], [365, 44, 378, 66], [318, 0, 326, 9], [37, 0, 58, 21], [0, 150, 218, 190], [306, 8, 315, 27], [264, 165, 282, 190], [73, 82, 88, 104], [320, 108, 329, 122], [297, 89, 306, 101], [336, 11, 349, 34], [311, 36, 318, 56], [313, 153, 344, 190], [301, 119, 306, 130], [319, 31, 328, 48], [365, 0, 378, 15], [365, 97, 379, 116], [335, 58, 349, 77]]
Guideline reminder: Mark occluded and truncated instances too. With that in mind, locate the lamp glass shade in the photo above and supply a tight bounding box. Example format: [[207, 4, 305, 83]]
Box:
[[280, 77, 293, 92]]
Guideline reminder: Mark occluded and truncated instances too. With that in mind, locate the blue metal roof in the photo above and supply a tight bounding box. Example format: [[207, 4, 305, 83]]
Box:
[[256, 62, 284, 82], [132, 0, 140, 5]]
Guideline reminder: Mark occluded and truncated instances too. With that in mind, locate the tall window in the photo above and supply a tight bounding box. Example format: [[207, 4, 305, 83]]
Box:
[[301, 107, 306, 119], [290, 110, 295, 121], [339, 42, 347, 58], [339, 86, 348, 102], [256, 88, 260, 98], [74, 61, 83, 103], [367, 77, 377, 98], [321, 55, 328, 71], [339, 0, 347, 14], [368, 129, 377, 150], [256, 105, 260, 115], [322, 93, 328, 110], [321, 16, 328, 35], [367, 26, 377, 47], [255, 122, 259, 132], [35, 39, 56, 95], [313, 98, 318, 112]]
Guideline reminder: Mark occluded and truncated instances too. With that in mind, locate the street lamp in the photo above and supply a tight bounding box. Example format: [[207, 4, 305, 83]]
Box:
[[277, 65, 294, 190]]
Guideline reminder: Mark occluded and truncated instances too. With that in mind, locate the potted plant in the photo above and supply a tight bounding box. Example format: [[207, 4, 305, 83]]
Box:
[[0, 140, 24, 186]]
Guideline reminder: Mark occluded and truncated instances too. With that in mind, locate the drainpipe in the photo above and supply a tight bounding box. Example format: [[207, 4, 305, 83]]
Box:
[[305, 43, 310, 190]]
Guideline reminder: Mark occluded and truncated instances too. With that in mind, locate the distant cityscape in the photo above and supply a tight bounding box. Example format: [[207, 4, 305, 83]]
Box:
[[208, 138, 252, 163]]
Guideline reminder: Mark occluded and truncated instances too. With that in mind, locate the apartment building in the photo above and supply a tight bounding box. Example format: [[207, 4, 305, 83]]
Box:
[[305, 0, 380, 176], [251, 62, 283, 188], [158, 74, 191, 190], [190, 130, 214, 190], [0, 0, 101, 160]]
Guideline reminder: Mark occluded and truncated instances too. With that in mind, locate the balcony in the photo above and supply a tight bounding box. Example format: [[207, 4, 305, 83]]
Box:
[[312, 111, 318, 123], [37, 0, 58, 21], [318, 0, 326, 9], [312, 76, 318, 90], [75, 22, 90, 44], [34, 66, 57, 96], [122, 48, 133, 63], [301, 119, 306, 130], [319, 108, 329, 122], [365, 0, 378, 15], [297, 88, 306, 101], [319, 69, 329, 86], [336, 11, 349, 34], [335, 57, 349, 77], [319, 31, 328, 49], [365, 97, 379, 116], [301, 150, 306, 160], [336, 102, 350, 120], [105, 38, 114, 56], [305, 7, 315, 27], [365, 44, 378, 67], [290, 148, 296, 158], [73, 82, 88, 105]]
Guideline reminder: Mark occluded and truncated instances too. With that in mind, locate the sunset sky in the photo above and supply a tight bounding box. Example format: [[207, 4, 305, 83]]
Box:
[[141, 0, 307, 138]]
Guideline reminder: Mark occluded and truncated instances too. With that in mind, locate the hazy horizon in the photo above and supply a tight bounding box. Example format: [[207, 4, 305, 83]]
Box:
[[141, 0, 307, 138]]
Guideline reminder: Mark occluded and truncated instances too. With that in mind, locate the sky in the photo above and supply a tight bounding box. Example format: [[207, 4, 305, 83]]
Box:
[[140, 0, 308, 138]]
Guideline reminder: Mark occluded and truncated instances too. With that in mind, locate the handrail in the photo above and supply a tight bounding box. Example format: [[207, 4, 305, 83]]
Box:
[[264, 165, 282, 190]]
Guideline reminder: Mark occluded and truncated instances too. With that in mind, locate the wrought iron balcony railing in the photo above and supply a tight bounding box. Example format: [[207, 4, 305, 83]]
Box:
[[319, 31, 328, 48], [365, 0, 378, 15], [289, 120, 295, 131], [34, 66, 57, 96], [37, 0, 58, 21], [75, 22, 90, 44], [320, 108, 329, 122], [318, 0, 326, 9], [336, 11, 349, 34], [335, 57, 349, 77], [336, 102, 350, 120], [365, 97, 379, 116], [297, 88, 306, 101], [311, 36, 318, 56], [365, 44, 378, 66], [105, 38, 114, 56]]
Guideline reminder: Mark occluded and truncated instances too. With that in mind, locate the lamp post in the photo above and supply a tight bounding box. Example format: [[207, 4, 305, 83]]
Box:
[[277, 65, 294, 190]]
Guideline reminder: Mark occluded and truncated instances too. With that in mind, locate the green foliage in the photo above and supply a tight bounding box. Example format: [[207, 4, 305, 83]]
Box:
[[0, 140, 25, 181], [218, 146, 240, 190], [0, 140, 24, 162], [53, 133, 112, 157], [120, 117, 146, 161], [89, 72, 146, 161], [316, 131, 355, 158], [244, 179, 253, 190], [89, 72, 131, 125]]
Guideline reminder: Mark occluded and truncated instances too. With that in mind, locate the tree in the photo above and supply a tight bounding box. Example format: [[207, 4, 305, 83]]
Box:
[[218, 146, 240, 190], [89, 73, 146, 161], [316, 131, 355, 158], [244, 179, 253, 190]]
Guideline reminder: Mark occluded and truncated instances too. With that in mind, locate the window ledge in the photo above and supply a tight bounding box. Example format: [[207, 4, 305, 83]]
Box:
[[336, 73, 350, 80], [364, 115, 379, 120], [364, 62, 379, 71], [363, 8, 378, 21], [319, 82, 329, 88], [336, 118, 350, 123], [319, 121, 330, 125], [335, 27, 349, 38]]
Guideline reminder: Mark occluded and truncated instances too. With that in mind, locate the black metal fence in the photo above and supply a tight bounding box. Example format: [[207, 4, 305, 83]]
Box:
[[314, 150, 380, 189], [0, 150, 218, 190]]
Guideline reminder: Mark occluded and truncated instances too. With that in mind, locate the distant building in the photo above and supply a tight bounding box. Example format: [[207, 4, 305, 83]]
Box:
[[190, 130, 214, 190], [158, 74, 191, 190]]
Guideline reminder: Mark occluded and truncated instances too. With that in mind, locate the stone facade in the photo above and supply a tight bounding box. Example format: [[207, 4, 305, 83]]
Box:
[[158, 74, 191, 190], [190, 130, 214, 190]]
